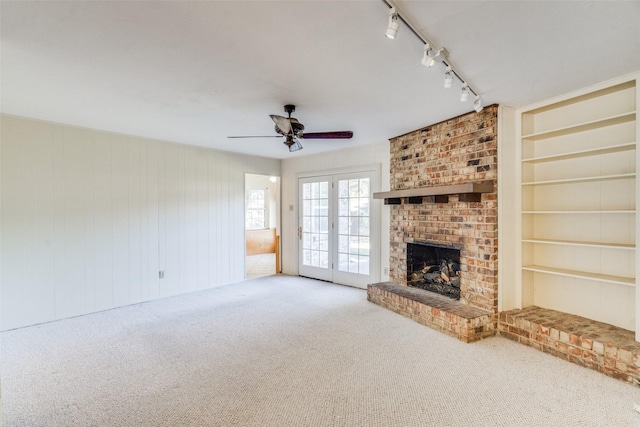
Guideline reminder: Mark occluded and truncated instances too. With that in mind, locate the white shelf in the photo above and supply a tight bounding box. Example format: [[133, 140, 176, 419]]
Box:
[[522, 210, 635, 214], [522, 239, 634, 250], [522, 265, 635, 287], [522, 142, 636, 164], [522, 173, 635, 186], [521, 111, 636, 141]]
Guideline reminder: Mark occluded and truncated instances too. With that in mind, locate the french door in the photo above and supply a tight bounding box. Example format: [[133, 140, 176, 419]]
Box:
[[298, 171, 378, 288]]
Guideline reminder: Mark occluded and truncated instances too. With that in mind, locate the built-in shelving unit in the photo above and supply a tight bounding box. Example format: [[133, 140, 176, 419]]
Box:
[[518, 77, 638, 333]]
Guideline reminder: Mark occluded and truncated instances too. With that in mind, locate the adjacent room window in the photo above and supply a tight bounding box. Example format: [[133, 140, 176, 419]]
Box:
[[246, 189, 267, 229]]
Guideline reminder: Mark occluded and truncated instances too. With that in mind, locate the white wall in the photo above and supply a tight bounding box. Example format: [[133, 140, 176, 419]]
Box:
[[1, 114, 280, 330], [280, 142, 390, 280]]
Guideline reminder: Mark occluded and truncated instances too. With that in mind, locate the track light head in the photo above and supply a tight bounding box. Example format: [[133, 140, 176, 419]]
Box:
[[460, 84, 470, 102], [421, 43, 435, 67], [444, 66, 454, 89], [385, 7, 399, 39], [422, 44, 448, 68], [474, 96, 483, 112]]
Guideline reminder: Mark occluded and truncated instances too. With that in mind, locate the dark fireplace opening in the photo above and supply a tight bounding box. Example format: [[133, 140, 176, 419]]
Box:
[[407, 242, 461, 300]]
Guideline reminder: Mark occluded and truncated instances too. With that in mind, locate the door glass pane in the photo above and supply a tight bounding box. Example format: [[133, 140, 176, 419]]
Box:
[[359, 178, 370, 197], [339, 198, 349, 216], [338, 181, 348, 197], [337, 177, 371, 275], [319, 251, 329, 268], [319, 233, 328, 251], [339, 235, 349, 253], [349, 198, 359, 215], [359, 217, 369, 236], [359, 236, 370, 255], [358, 198, 369, 217], [349, 179, 358, 197], [319, 182, 329, 198], [339, 217, 349, 234]]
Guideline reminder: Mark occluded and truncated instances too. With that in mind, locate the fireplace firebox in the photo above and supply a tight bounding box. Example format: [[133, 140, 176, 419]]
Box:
[[407, 242, 461, 300]]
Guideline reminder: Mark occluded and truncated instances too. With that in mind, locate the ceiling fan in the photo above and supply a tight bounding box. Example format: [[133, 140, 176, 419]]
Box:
[[227, 104, 353, 152]]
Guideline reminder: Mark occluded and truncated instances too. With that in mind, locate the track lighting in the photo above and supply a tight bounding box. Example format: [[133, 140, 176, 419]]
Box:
[[460, 84, 469, 102], [474, 96, 483, 112], [382, 0, 482, 109], [385, 7, 399, 39], [444, 66, 453, 88]]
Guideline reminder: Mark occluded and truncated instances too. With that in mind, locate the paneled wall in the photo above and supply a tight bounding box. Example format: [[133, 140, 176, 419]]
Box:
[[1, 114, 280, 330]]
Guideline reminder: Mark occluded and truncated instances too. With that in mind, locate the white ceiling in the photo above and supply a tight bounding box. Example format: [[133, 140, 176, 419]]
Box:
[[2, 1, 639, 159]]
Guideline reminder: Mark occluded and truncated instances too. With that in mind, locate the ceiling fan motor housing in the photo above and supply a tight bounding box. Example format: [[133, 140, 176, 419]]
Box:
[[274, 118, 305, 138]]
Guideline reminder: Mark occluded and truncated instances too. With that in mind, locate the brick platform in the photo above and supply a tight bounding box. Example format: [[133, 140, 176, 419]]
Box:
[[499, 306, 640, 385], [368, 282, 496, 343]]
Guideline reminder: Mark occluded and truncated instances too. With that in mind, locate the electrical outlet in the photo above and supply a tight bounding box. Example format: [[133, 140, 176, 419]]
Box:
[[159, 270, 165, 279]]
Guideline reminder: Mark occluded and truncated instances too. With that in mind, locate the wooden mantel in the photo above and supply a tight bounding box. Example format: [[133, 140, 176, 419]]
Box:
[[373, 181, 493, 204]]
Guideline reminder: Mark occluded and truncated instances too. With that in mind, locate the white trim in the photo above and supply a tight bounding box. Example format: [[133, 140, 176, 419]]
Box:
[[516, 72, 639, 115]]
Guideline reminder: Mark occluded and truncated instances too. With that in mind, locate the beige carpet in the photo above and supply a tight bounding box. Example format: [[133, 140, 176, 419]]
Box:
[[3, 275, 640, 426]]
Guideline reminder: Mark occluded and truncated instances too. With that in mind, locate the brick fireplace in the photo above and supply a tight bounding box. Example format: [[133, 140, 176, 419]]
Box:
[[368, 105, 499, 342]]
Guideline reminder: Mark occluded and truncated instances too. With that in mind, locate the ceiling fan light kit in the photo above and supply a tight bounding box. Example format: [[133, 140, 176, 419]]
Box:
[[228, 104, 353, 152], [382, 0, 483, 112]]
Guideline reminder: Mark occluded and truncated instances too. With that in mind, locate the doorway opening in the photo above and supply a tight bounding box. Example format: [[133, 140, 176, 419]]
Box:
[[245, 174, 281, 279]]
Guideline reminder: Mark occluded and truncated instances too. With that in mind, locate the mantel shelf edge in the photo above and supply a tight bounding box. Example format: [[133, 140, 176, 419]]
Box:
[[373, 181, 494, 201]]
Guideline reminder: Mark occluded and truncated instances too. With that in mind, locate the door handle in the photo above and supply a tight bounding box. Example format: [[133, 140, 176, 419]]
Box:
[[298, 226, 302, 240]]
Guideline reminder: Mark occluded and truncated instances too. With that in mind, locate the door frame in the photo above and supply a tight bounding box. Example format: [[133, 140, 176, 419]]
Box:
[[244, 173, 281, 279], [296, 164, 381, 288]]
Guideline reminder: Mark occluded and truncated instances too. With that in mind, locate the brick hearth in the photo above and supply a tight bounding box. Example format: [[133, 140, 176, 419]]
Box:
[[499, 306, 640, 385], [368, 282, 495, 343]]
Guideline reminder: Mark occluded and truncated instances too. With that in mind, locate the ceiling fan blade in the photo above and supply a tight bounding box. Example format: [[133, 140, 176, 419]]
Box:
[[227, 135, 282, 139], [302, 131, 353, 139], [270, 114, 292, 135]]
